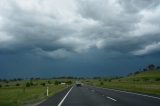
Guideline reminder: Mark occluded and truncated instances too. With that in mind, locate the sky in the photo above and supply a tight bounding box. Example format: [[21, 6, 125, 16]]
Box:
[[0, 0, 160, 78]]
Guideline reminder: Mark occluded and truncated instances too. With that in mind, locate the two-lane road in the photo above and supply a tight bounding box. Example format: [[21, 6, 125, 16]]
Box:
[[38, 85, 160, 106]]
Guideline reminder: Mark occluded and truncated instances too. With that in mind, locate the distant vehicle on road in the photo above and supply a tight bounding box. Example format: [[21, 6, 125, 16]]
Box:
[[76, 81, 82, 87]]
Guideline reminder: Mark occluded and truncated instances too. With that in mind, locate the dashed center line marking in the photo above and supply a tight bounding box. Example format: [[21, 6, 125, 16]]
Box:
[[106, 96, 117, 102]]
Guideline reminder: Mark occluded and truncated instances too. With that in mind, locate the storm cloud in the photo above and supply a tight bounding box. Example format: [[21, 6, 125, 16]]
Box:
[[0, 0, 160, 78]]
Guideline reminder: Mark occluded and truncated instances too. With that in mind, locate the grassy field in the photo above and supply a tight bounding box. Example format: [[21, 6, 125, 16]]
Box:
[[85, 70, 160, 96], [0, 79, 73, 106], [1, 70, 160, 105]]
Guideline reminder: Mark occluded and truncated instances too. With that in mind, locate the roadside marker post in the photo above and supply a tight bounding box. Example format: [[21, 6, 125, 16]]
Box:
[[47, 86, 49, 96]]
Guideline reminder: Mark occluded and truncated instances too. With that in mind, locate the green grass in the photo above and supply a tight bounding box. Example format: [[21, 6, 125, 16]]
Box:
[[86, 70, 160, 96], [0, 80, 70, 106], [123, 70, 160, 81]]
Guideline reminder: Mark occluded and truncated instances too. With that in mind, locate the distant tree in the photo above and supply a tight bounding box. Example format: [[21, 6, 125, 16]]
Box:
[[0, 84, 2, 88], [134, 71, 140, 75], [156, 66, 160, 70], [30, 77, 34, 80], [93, 77, 101, 79], [35, 77, 40, 80], [30, 81, 34, 86], [16, 83, 20, 86], [66, 76, 74, 79], [40, 83, 46, 86], [148, 64, 155, 70], [13, 78, 17, 81], [48, 81, 51, 84], [128, 73, 133, 76], [17, 78, 23, 81], [26, 82, 30, 87], [143, 68, 148, 71]]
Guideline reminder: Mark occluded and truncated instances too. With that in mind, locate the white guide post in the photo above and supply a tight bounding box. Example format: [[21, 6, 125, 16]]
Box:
[[47, 86, 49, 96]]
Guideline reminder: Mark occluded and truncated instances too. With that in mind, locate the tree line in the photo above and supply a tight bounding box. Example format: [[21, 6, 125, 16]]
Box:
[[128, 64, 160, 76]]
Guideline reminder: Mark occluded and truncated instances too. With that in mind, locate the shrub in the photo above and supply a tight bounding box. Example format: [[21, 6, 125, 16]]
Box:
[[16, 83, 20, 86], [5, 84, 9, 87], [134, 71, 140, 75], [5, 80, 9, 83], [98, 79, 102, 82], [0, 84, 2, 88], [100, 81, 104, 85], [133, 79, 140, 82], [54, 80, 60, 85], [65, 80, 72, 85], [108, 79, 112, 82], [103, 79, 108, 81], [30, 81, 34, 86], [154, 78, 160, 81], [142, 77, 149, 82]]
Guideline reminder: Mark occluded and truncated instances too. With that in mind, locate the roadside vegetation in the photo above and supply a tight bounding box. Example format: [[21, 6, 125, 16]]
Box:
[[84, 64, 160, 96], [0, 78, 74, 106], [1, 64, 160, 105]]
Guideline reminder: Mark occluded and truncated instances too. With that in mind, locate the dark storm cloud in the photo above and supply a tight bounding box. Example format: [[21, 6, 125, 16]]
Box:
[[77, 0, 160, 55], [0, 0, 160, 58], [0, 0, 160, 78]]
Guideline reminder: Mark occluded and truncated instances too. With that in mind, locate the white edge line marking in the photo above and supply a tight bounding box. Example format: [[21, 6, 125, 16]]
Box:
[[57, 86, 73, 106], [107, 96, 117, 101], [92, 86, 160, 100]]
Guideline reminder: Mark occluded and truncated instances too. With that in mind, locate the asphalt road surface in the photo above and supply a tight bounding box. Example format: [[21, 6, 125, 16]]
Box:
[[38, 85, 160, 106]]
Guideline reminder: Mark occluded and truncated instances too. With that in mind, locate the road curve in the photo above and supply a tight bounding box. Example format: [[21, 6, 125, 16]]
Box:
[[38, 85, 160, 106]]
